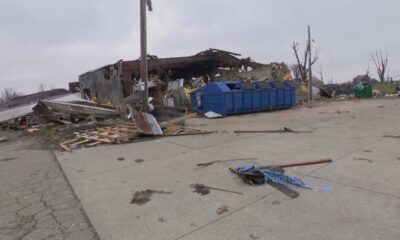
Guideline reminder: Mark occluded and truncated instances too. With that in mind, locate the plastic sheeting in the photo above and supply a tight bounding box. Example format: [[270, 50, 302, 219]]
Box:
[[236, 165, 312, 189]]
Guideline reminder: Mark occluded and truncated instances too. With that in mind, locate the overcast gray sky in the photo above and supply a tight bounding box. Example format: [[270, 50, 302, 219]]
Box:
[[0, 0, 399, 94]]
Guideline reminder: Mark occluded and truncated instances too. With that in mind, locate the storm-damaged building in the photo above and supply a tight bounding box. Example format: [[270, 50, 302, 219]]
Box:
[[77, 49, 291, 105]]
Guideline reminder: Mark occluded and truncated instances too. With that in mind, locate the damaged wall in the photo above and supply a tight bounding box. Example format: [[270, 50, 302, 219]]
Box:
[[79, 62, 125, 105]]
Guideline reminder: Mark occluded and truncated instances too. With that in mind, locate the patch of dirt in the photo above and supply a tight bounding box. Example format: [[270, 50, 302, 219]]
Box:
[[190, 183, 210, 195], [130, 189, 172, 205]]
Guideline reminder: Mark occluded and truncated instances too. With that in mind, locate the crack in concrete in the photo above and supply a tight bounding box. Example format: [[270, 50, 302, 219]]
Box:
[[0, 139, 99, 240]]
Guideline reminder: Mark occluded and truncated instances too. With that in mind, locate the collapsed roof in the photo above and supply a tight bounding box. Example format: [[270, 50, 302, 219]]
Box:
[[81, 48, 265, 82]]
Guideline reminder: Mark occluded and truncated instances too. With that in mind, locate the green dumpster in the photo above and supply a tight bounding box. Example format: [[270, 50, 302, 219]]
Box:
[[354, 83, 373, 99]]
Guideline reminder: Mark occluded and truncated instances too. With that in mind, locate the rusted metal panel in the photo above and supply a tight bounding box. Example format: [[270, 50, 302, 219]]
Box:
[[133, 111, 163, 135]]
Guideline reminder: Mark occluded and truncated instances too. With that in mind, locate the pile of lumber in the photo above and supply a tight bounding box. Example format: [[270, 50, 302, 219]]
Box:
[[60, 122, 212, 151]]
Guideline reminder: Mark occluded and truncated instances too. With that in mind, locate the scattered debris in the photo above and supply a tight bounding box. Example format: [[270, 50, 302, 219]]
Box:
[[133, 110, 163, 135], [117, 157, 126, 161], [196, 158, 258, 168], [0, 137, 8, 143], [191, 183, 242, 195], [135, 159, 144, 163], [230, 159, 332, 193], [26, 128, 39, 133], [268, 181, 299, 199], [204, 111, 223, 119], [130, 190, 172, 205], [33, 100, 119, 125], [216, 205, 229, 215], [59, 123, 137, 150], [234, 127, 312, 134], [353, 158, 373, 163], [383, 135, 400, 139], [159, 113, 196, 128], [59, 121, 211, 151]]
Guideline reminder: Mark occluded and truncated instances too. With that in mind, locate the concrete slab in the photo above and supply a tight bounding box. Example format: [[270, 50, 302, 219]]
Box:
[[56, 98, 400, 240], [310, 138, 400, 197], [177, 177, 400, 240]]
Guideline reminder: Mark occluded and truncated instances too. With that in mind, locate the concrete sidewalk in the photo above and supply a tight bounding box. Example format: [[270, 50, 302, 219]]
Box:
[[56, 98, 400, 240]]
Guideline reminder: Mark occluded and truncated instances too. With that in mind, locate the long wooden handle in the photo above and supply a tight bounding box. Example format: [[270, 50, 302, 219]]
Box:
[[261, 159, 332, 169]]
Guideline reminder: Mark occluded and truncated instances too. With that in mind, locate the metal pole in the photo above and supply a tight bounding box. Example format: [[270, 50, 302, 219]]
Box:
[[140, 0, 149, 112], [308, 25, 313, 104]]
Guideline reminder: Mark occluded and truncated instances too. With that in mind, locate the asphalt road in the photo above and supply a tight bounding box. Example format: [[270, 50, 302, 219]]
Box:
[[0, 131, 99, 240]]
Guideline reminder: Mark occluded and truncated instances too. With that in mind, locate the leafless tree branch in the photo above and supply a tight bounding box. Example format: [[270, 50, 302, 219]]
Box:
[[371, 50, 388, 82], [291, 41, 319, 82], [0, 88, 20, 104]]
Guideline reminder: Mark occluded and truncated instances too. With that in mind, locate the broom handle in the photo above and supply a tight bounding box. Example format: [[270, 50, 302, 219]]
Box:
[[261, 159, 332, 169]]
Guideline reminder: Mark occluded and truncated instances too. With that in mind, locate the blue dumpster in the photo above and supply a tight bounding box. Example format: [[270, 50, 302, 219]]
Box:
[[239, 82, 261, 112], [269, 81, 287, 109], [225, 82, 244, 113], [190, 80, 295, 116], [190, 82, 232, 115], [283, 81, 298, 107], [255, 81, 276, 110]]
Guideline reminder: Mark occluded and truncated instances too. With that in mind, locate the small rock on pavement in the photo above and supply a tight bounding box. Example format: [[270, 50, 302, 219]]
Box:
[[216, 205, 229, 215]]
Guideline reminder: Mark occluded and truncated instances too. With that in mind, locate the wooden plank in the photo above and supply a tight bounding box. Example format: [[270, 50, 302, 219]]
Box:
[[70, 139, 92, 148], [60, 143, 72, 152], [85, 141, 102, 147], [79, 135, 113, 143]]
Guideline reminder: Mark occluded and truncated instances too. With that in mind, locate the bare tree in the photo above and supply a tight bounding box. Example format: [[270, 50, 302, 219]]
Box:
[[0, 88, 20, 104], [38, 83, 47, 92], [291, 41, 319, 82], [371, 50, 388, 83], [290, 64, 301, 80]]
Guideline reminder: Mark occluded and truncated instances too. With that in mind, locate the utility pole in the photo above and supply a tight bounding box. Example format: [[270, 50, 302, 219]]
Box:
[[140, 0, 153, 112], [307, 25, 313, 104]]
